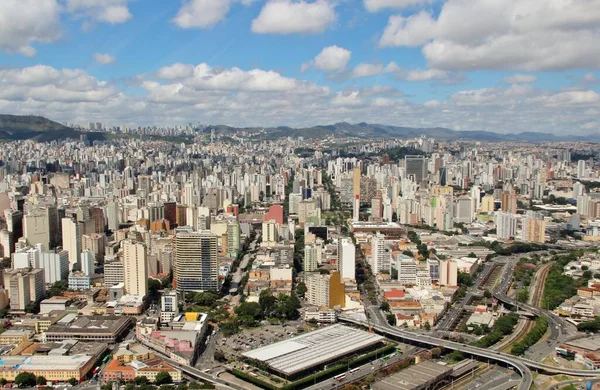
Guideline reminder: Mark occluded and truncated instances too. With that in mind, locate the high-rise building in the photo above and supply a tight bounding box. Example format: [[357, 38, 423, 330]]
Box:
[[160, 290, 179, 324], [0, 229, 14, 259], [305, 271, 345, 309], [226, 222, 240, 258], [82, 233, 106, 265], [501, 191, 518, 214], [495, 211, 518, 239], [304, 243, 321, 273], [337, 238, 355, 280], [427, 258, 439, 281], [80, 250, 95, 276], [439, 258, 458, 286], [24, 210, 50, 251], [174, 231, 219, 292], [104, 260, 124, 287], [522, 211, 546, 244], [371, 193, 383, 222], [62, 217, 81, 269], [370, 233, 389, 274], [123, 240, 149, 297], [262, 220, 278, 246], [454, 196, 473, 224], [397, 256, 417, 285], [39, 250, 69, 284], [5, 269, 45, 311], [405, 155, 427, 183]]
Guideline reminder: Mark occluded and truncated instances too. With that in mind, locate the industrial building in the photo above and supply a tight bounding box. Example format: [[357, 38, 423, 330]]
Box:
[[242, 324, 384, 378]]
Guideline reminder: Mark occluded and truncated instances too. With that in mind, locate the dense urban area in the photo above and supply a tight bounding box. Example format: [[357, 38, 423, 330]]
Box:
[[0, 123, 599, 390]]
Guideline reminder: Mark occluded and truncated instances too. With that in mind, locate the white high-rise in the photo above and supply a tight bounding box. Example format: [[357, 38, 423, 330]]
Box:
[[397, 256, 417, 285], [61, 217, 81, 269], [123, 240, 149, 297], [337, 238, 355, 280], [439, 258, 458, 286], [370, 233, 389, 274], [495, 211, 517, 239], [38, 250, 69, 284]]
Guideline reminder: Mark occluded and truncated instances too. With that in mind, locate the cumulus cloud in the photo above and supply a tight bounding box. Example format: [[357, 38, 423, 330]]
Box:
[[503, 74, 537, 84], [65, 0, 132, 25], [404, 68, 447, 81], [2, 63, 599, 135], [364, 0, 433, 12], [303, 45, 352, 72], [379, 0, 600, 71], [172, 0, 232, 29], [93, 53, 116, 65], [252, 0, 337, 35], [0, 0, 62, 56]]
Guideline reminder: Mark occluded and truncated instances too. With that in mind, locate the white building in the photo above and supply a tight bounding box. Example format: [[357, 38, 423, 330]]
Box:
[[123, 240, 149, 297], [62, 217, 81, 269], [397, 256, 417, 285], [370, 233, 390, 274], [495, 211, 517, 239], [337, 238, 356, 280], [39, 250, 69, 284], [439, 258, 458, 286]]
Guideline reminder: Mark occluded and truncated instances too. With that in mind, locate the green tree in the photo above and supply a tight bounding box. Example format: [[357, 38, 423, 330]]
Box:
[[483, 290, 492, 299], [0, 378, 7, 386], [68, 377, 79, 386], [135, 376, 149, 385], [155, 372, 173, 385], [234, 302, 262, 320], [36, 376, 47, 386], [424, 321, 431, 331], [192, 292, 219, 306], [259, 289, 277, 317], [101, 382, 114, 390], [467, 252, 478, 258], [458, 272, 474, 287], [380, 301, 390, 312], [14, 372, 37, 388], [386, 313, 396, 326], [296, 282, 307, 298]]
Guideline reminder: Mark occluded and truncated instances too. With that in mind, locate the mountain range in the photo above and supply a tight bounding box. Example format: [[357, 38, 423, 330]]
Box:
[[0, 114, 597, 143]]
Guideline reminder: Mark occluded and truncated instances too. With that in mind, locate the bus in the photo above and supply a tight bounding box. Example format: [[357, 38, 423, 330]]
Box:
[[349, 368, 360, 374], [93, 367, 100, 374], [333, 374, 346, 382], [102, 355, 112, 364]]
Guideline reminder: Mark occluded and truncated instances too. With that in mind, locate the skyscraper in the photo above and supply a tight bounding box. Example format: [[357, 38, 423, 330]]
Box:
[[61, 217, 81, 269], [370, 233, 389, 274], [405, 155, 427, 183], [174, 231, 219, 292], [495, 211, 517, 239], [123, 240, 149, 297], [522, 211, 546, 244], [305, 271, 345, 309], [337, 238, 355, 280]]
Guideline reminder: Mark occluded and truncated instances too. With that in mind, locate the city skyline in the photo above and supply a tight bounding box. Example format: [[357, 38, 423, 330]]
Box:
[[0, 0, 598, 134]]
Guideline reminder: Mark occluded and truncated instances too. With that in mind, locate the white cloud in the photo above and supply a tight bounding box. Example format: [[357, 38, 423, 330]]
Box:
[[65, 0, 132, 25], [93, 53, 116, 65], [503, 74, 537, 84], [364, 0, 433, 12], [172, 0, 232, 29], [404, 68, 447, 81], [305, 45, 352, 72], [0, 0, 62, 56], [252, 0, 337, 35], [380, 0, 600, 71], [351, 63, 385, 78], [157, 63, 195, 80], [580, 72, 600, 84], [380, 11, 436, 47]]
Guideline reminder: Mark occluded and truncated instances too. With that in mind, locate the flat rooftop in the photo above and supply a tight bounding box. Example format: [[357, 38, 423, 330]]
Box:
[[0, 354, 93, 372], [371, 361, 452, 390], [242, 324, 384, 376], [565, 335, 600, 351], [46, 315, 130, 334]]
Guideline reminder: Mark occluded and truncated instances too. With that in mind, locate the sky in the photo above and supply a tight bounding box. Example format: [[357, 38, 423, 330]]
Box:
[[0, 0, 599, 134]]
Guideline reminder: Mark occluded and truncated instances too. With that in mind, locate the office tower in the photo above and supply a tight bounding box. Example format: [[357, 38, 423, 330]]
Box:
[[305, 271, 345, 309], [353, 195, 360, 222], [174, 231, 218, 292], [501, 191, 518, 214], [405, 155, 427, 183], [5, 269, 45, 311], [304, 243, 321, 273], [176, 205, 187, 227], [0, 229, 14, 259], [371, 193, 383, 222], [352, 167, 361, 198], [522, 211, 546, 244], [123, 240, 149, 297], [104, 260, 124, 287], [495, 211, 517, 239], [578, 195, 591, 216], [164, 202, 177, 228], [439, 258, 458, 286], [23, 210, 50, 250], [298, 199, 317, 224], [577, 160, 587, 178], [397, 256, 417, 285], [370, 233, 389, 274], [439, 167, 447, 186], [61, 217, 81, 269], [39, 250, 69, 284], [262, 220, 278, 246], [454, 196, 473, 224], [226, 222, 240, 258], [106, 201, 119, 232], [5, 209, 23, 241], [82, 233, 106, 265], [427, 258, 440, 281], [91, 207, 105, 233], [337, 238, 355, 280], [480, 195, 495, 213], [160, 290, 179, 324], [80, 250, 95, 275], [197, 206, 211, 230]]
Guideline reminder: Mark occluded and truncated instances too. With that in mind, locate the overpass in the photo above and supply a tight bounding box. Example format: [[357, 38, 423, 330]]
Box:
[[341, 313, 600, 390]]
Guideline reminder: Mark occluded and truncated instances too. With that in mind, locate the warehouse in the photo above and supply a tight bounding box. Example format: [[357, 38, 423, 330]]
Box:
[[371, 360, 452, 390], [242, 324, 385, 378]]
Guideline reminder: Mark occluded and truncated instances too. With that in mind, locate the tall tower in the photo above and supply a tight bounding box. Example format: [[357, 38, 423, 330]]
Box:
[[174, 231, 218, 292], [123, 240, 149, 297], [61, 217, 81, 269]]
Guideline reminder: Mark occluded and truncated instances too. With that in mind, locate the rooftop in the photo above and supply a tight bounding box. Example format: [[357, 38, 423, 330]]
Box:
[[371, 360, 452, 390], [242, 324, 384, 376]]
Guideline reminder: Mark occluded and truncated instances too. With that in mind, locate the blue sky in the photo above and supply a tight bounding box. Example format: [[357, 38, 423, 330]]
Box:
[[0, 0, 599, 134]]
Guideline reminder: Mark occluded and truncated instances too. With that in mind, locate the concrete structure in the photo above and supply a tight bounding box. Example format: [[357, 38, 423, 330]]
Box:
[[39, 249, 69, 284], [305, 271, 345, 309], [123, 240, 149, 297], [62, 217, 81, 269], [337, 238, 355, 280], [174, 231, 219, 292]]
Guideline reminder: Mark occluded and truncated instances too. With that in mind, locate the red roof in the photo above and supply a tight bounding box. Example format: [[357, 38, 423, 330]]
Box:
[[384, 289, 405, 300]]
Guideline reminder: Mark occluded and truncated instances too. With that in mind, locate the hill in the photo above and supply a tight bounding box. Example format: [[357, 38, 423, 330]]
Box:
[[0, 114, 82, 141]]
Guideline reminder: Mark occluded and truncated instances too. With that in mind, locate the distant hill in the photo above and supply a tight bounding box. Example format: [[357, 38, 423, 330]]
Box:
[[208, 122, 600, 143], [0, 114, 82, 141]]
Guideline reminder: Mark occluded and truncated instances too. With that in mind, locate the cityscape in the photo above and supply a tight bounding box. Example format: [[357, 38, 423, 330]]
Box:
[[1, 1, 600, 390]]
